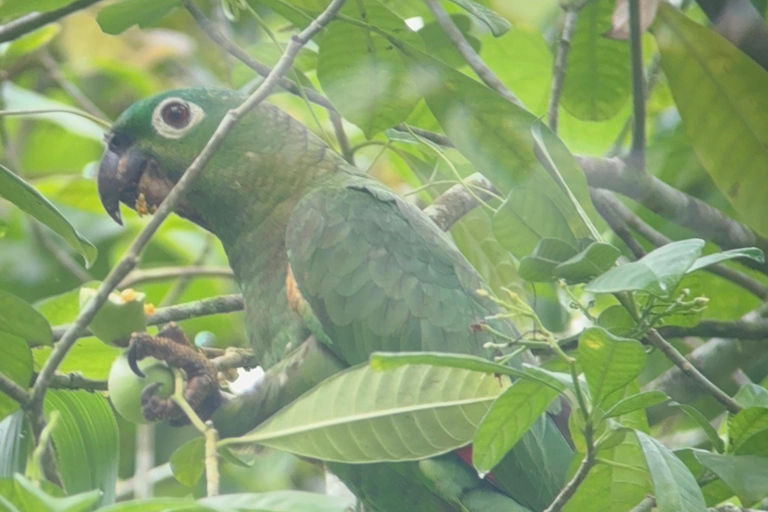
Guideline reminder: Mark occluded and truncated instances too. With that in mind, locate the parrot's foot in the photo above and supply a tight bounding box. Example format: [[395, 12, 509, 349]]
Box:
[[127, 323, 223, 426]]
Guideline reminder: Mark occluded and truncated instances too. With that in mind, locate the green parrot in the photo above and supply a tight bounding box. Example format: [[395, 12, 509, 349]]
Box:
[[97, 88, 573, 512]]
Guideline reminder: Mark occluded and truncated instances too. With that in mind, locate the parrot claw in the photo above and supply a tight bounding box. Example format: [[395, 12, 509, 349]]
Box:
[[126, 329, 224, 426]]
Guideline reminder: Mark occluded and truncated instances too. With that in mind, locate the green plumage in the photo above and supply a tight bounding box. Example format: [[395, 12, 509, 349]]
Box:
[[104, 88, 573, 512]]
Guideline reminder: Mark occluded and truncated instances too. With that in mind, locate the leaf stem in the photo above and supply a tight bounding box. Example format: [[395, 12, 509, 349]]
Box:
[[627, 0, 646, 171]]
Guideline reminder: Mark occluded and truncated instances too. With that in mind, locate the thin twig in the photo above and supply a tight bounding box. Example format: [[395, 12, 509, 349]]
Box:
[[0, 372, 30, 407], [0, 108, 111, 129], [548, 9, 579, 132], [422, 173, 497, 231], [31, 223, 92, 283], [46, 372, 107, 391], [627, 0, 645, 171], [423, 0, 520, 106], [212, 347, 259, 372], [0, 0, 105, 43], [39, 51, 110, 121], [658, 318, 768, 340], [119, 266, 234, 289], [159, 235, 216, 308], [330, 111, 354, 164], [28, 0, 346, 484]]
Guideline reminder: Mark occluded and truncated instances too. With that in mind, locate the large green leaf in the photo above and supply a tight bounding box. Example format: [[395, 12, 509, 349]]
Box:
[[8, 474, 101, 512], [585, 239, 705, 298], [561, 0, 630, 120], [0, 335, 32, 422], [0, 0, 73, 17], [317, 0, 421, 137], [579, 327, 646, 407], [637, 431, 708, 512], [472, 377, 562, 473], [44, 391, 118, 503], [518, 238, 579, 282], [553, 242, 621, 283], [654, 4, 768, 237], [0, 411, 27, 476], [96, 0, 180, 35], [0, 290, 52, 347], [230, 363, 506, 462], [694, 451, 768, 506], [687, 247, 765, 273], [602, 391, 669, 420], [493, 189, 577, 259], [0, 165, 97, 267], [727, 406, 768, 454], [674, 403, 725, 453]]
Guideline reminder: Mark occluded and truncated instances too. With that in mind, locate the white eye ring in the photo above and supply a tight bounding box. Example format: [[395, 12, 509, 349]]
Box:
[[151, 97, 205, 139]]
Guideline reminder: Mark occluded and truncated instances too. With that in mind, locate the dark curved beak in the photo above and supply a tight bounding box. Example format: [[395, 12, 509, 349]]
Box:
[[97, 137, 149, 226]]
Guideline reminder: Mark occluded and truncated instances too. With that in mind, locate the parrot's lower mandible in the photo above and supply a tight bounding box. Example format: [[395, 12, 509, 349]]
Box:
[[97, 88, 573, 512]]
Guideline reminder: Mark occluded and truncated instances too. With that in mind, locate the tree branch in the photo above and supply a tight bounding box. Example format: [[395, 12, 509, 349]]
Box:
[[548, 8, 579, 132], [591, 188, 768, 300], [0, 0, 105, 43], [28, 0, 347, 484], [659, 318, 768, 340], [423, 0, 520, 106], [627, 0, 645, 170], [579, 156, 768, 272], [0, 372, 30, 407], [422, 173, 497, 231]]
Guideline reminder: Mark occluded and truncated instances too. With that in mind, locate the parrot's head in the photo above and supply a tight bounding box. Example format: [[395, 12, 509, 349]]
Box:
[[97, 87, 246, 227]]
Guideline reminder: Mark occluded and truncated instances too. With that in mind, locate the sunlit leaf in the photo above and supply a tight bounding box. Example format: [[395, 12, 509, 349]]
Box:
[[0, 165, 97, 267], [170, 438, 205, 488], [654, 4, 768, 238], [579, 327, 646, 406], [232, 363, 507, 462]]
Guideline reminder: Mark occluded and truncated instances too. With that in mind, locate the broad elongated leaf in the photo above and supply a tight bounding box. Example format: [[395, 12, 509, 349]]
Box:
[[96, 0, 180, 35], [585, 239, 705, 298], [561, 0, 630, 120], [0, 411, 27, 476], [44, 391, 118, 503], [518, 238, 578, 282], [734, 383, 768, 408], [654, 4, 768, 237], [200, 491, 354, 512], [603, 391, 669, 419], [694, 451, 768, 506], [446, 0, 510, 37], [0, 165, 97, 267], [675, 403, 725, 453], [472, 378, 562, 473], [494, 189, 577, 259], [727, 406, 768, 454], [232, 363, 506, 462], [553, 242, 621, 283], [579, 327, 646, 406], [637, 431, 708, 512], [687, 247, 764, 273], [0, 290, 52, 346], [10, 473, 101, 512], [170, 438, 205, 488], [0, 335, 32, 422], [317, 0, 421, 137]]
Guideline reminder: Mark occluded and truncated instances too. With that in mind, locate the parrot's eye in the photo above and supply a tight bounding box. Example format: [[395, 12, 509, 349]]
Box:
[[161, 102, 190, 128], [151, 97, 205, 139]]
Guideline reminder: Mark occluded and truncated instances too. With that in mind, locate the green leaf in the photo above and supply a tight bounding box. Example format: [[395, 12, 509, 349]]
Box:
[[419, 15, 482, 68], [96, 0, 180, 35], [553, 242, 621, 283], [561, 0, 630, 120], [0, 290, 52, 346], [233, 363, 506, 462], [675, 403, 725, 454], [654, 4, 768, 238], [493, 188, 578, 259], [727, 406, 768, 454], [734, 383, 768, 408], [94, 498, 199, 512], [170, 438, 205, 488], [597, 305, 636, 337], [0, 335, 32, 422], [3, 25, 60, 62], [585, 239, 705, 298], [636, 431, 708, 512], [602, 391, 669, 419], [44, 391, 118, 503], [11, 474, 101, 512], [0, 411, 28, 476], [579, 327, 646, 406], [446, 0, 511, 37], [694, 451, 768, 506], [317, 0, 421, 137], [687, 247, 765, 274], [518, 238, 579, 282], [0, 165, 97, 267], [199, 491, 354, 511], [472, 378, 562, 472]]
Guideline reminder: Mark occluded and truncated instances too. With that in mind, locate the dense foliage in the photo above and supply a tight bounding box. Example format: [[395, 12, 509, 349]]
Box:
[[2, 0, 768, 511]]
